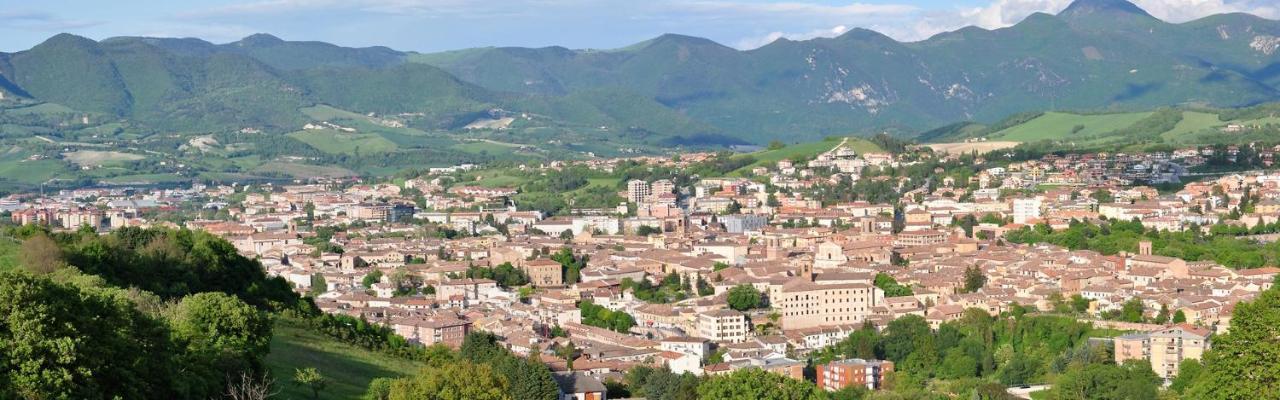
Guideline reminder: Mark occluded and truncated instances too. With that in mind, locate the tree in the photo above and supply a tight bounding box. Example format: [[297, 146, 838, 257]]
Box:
[[19, 233, 63, 274], [224, 372, 278, 400], [169, 292, 273, 374], [310, 273, 327, 296], [874, 273, 914, 297], [1118, 298, 1145, 323], [768, 140, 786, 150], [727, 284, 762, 311], [963, 266, 986, 293], [1185, 283, 1280, 399], [492, 357, 558, 400], [1169, 359, 1202, 393], [1050, 361, 1159, 400], [382, 362, 512, 400], [0, 271, 177, 399], [1172, 309, 1187, 324], [698, 367, 826, 400], [293, 368, 327, 400], [362, 270, 384, 288], [939, 350, 978, 379], [1070, 294, 1092, 314], [636, 225, 662, 236], [559, 341, 578, 371]]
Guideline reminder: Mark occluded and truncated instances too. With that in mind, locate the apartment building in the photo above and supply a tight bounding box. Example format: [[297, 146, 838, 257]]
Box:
[[817, 358, 895, 391], [1114, 325, 1211, 380], [698, 309, 749, 343], [627, 179, 651, 204]]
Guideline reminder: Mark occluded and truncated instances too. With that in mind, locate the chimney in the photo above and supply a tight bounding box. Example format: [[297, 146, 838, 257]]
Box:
[[1139, 241, 1152, 256]]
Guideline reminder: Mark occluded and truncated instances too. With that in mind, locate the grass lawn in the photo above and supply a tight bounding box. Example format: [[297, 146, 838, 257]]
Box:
[[288, 129, 399, 155], [1161, 111, 1223, 141], [0, 158, 67, 184], [265, 318, 421, 400], [0, 238, 19, 271], [992, 112, 1152, 142]]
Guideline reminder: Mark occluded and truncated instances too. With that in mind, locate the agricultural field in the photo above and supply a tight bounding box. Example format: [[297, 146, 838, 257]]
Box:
[[0, 157, 67, 185], [265, 318, 421, 400], [61, 150, 144, 167], [1160, 111, 1223, 140], [989, 112, 1153, 142], [288, 129, 399, 154], [925, 141, 1020, 155]]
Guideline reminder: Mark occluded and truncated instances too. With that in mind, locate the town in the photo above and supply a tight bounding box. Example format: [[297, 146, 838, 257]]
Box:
[[4, 139, 1278, 399]]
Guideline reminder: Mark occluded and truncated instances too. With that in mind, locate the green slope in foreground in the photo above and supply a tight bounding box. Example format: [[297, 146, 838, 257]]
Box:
[[265, 317, 421, 399]]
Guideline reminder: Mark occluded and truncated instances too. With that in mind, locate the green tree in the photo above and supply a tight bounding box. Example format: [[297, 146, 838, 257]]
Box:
[[874, 273, 914, 297], [169, 292, 273, 374], [310, 273, 328, 296], [383, 362, 512, 400], [293, 367, 327, 400], [1050, 361, 1159, 400], [939, 350, 979, 379], [1186, 283, 1280, 399], [1172, 310, 1187, 324], [1118, 298, 1145, 323], [727, 284, 762, 311], [698, 367, 827, 400], [963, 266, 986, 293], [0, 271, 177, 399], [362, 270, 384, 288], [1070, 294, 1091, 314], [1169, 359, 1202, 393]]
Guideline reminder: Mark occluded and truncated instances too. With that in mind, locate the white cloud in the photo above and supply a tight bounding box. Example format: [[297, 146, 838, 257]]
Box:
[[0, 11, 103, 30], [882, 0, 1280, 42], [735, 25, 850, 50]]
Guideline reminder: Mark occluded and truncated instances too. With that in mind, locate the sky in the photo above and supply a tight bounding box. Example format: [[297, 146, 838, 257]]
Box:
[[1, 0, 1278, 53]]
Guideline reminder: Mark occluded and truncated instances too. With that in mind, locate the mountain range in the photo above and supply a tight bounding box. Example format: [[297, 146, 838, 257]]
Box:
[[2, 0, 1280, 145]]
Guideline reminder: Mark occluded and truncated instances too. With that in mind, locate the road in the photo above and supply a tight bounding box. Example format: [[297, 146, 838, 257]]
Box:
[[1007, 384, 1051, 399]]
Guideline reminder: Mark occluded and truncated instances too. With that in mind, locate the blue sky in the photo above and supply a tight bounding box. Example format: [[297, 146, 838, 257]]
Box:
[[1, 0, 1276, 52]]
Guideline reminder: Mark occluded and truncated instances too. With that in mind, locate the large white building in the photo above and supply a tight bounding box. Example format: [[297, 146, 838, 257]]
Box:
[[1012, 197, 1043, 224], [627, 179, 651, 204]]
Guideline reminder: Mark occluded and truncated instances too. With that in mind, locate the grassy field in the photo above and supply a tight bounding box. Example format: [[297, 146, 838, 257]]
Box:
[[265, 318, 421, 400], [0, 238, 19, 271], [288, 129, 399, 154], [991, 112, 1153, 142], [61, 150, 144, 167], [1161, 111, 1223, 140], [0, 157, 67, 184]]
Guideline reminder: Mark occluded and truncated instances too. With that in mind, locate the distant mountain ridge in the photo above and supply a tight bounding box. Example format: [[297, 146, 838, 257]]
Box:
[[1, 0, 1279, 144]]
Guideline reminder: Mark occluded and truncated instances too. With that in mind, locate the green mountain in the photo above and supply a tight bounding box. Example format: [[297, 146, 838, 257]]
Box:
[[1, 0, 1280, 148], [413, 0, 1280, 142]]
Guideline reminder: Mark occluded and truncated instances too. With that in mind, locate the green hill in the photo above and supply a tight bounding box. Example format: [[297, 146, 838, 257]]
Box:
[[265, 318, 421, 399]]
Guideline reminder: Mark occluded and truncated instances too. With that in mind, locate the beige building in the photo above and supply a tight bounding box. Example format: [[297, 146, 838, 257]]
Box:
[[1114, 325, 1211, 380], [523, 258, 564, 287], [698, 309, 749, 343], [775, 279, 882, 331]]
